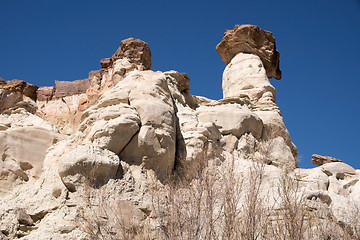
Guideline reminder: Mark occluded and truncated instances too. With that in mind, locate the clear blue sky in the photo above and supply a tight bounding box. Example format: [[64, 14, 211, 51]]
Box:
[[1, 0, 359, 169]]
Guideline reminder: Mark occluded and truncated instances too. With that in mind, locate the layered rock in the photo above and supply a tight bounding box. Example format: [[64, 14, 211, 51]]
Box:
[[312, 153, 342, 166], [0, 25, 358, 239], [36, 38, 151, 134], [217, 24, 281, 80], [111, 37, 151, 70], [0, 79, 38, 113], [53, 79, 90, 99], [0, 109, 63, 196]]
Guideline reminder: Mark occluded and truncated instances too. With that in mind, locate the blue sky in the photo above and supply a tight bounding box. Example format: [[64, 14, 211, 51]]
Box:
[[1, 0, 359, 169]]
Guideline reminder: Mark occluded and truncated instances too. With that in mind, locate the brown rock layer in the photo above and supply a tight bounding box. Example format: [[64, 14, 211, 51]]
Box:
[[0, 77, 6, 85], [112, 38, 151, 70], [0, 79, 38, 101], [54, 79, 90, 99], [312, 154, 342, 166], [216, 24, 281, 80], [37, 86, 55, 102]]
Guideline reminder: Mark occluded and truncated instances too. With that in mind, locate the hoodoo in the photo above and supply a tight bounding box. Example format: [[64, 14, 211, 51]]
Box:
[[0, 25, 359, 239]]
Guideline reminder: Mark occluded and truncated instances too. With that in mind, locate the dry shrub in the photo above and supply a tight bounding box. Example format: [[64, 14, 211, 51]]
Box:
[[76, 179, 152, 240], [77, 141, 360, 240], [150, 146, 274, 240], [151, 151, 223, 239]]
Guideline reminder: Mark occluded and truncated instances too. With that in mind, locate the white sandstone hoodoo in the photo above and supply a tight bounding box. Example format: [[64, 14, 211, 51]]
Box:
[[0, 25, 358, 239]]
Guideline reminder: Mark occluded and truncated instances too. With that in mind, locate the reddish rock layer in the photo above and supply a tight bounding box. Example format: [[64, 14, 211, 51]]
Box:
[[216, 24, 281, 80], [54, 79, 90, 99], [112, 38, 151, 70]]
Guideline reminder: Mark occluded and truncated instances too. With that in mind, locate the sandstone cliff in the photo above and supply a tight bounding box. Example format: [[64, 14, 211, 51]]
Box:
[[0, 25, 358, 239]]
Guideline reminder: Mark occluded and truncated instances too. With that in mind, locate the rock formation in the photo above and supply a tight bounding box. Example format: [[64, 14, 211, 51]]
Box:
[[0, 26, 358, 239], [217, 24, 281, 80], [312, 153, 343, 166]]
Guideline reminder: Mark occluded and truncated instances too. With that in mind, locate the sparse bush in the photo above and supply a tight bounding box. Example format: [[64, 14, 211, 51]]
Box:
[[77, 143, 360, 240]]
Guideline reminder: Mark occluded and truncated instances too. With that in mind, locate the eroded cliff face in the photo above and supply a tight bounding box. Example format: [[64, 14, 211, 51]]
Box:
[[0, 25, 358, 239]]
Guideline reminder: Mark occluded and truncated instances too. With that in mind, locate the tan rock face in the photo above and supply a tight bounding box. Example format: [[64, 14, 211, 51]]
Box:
[[58, 145, 121, 192], [216, 24, 281, 80], [0, 111, 63, 196], [118, 71, 176, 179], [222, 53, 277, 111], [197, 104, 263, 139], [35, 38, 152, 135]]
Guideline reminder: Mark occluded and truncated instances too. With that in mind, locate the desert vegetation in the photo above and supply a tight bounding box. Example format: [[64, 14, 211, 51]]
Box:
[[77, 145, 360, 240]]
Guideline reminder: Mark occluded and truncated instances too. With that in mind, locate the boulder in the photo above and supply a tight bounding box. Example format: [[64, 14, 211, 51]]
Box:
[[320, 162, 356, 177], [295, 167, 329, 191], [221, 134, 238, 153], [216, 24, 281, 79], [57, 145, 121, 192], [112, 38, 151, 70], [81, 104, 140, 155], [0, 126, 63, 195], [16, 208, 33, 226], [197, 104, 263, 139], [0, 79, 39, 113], [312, 154, 342, 166], [100, 57, 113, 68]]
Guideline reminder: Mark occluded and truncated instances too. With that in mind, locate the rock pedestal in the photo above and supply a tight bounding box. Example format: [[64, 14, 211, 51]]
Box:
[[0, 25, 357, 240], [217, 24, 281, 80]]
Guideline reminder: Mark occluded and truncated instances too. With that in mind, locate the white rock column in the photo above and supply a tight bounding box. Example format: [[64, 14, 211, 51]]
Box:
[[222, 52, 276, 101]]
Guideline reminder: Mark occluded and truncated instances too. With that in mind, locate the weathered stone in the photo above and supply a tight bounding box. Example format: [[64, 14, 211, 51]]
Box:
[[312, 154, 342, 166], [197, 104, 263, 139], [112, 38, 151, 70], [118, 71, 176, 179], [295, 167, 329, 191], [222, 53, 276, 103], [0, 80, 39, 113], [100, 57, 113, 68], [36, 94, 88, 134], [16, 208, 33, 226], [321, 162, 356, 177], [36, 86, 55, 102], [1, 28, 356, 240], [0, 126, 63, 195], [255, 110, 297, 158], [0, 77, 6, 85], [260, 136, 296, 168], [0, 79, 38, 100], [81, 104, 140, 155], [58, 145, 121, 192], [54, 79, 90, 99], [216, 24, 281, 79], [221, 134, 238, 153]]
